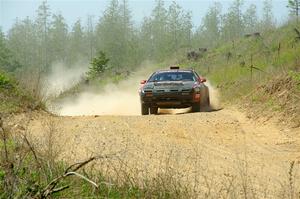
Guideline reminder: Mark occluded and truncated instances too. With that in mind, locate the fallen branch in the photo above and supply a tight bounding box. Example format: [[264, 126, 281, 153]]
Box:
[[36, 152, 121, 199], [22, 134, 41, 168]]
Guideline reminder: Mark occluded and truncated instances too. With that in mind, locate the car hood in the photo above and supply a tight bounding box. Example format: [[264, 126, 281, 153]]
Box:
[[143, 81, 194, 91]]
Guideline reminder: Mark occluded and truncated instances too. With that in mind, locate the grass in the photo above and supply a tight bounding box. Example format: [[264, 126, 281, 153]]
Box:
[[179, 21, 300, 127], [0, 71, 44, 114]]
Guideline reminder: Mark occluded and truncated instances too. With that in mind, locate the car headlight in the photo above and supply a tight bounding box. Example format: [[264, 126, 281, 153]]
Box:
[[193, 87, 200, 92]]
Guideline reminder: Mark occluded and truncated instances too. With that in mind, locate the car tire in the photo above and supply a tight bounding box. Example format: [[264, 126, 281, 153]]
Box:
[[192, 102, 200, 112], [141, 104, 149, 115], [207, 96, 210, 107], [200, 96, 210, 112], [150, 107, 158, 115]]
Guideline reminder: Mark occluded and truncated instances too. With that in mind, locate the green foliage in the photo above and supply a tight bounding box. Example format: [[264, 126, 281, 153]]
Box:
[[0, 73, 12, 88], [0, 71, 43, 113], [3, 0, 278, 82], [287, 0, 300, 20], [289, 70, 300, 82], [194, 2, 222, 47], [0, 29, 21, 72], [289, 70, 300, 90], [87, 51, 109, 79]]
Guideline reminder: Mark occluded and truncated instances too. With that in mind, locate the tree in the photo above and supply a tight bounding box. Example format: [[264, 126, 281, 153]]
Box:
[[243, 4, 259, 34], [96, 0, 134, 69], [86, 15, 95, 62], [35, 0, 51, 71], [0, 29, 21, 72], [48, 13, 68, 62], [87, 51, 109, 79], [7, 17, 37, 71], [221, 0, 245, 41], [181, 11, 193, 48], [196, 2, 222, 47], [261, 0, 275, 31], [167, 1, 182, 50], [68, 19, 85, 63], [140, 0, 169, 61], [287, 0, 300, 22]]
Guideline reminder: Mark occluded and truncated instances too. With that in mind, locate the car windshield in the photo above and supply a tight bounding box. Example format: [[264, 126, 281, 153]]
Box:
[[148, 72, 196, 82]]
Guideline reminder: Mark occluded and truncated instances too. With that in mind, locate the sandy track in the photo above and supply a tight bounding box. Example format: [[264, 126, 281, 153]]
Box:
[[11, 108, 300, 195]]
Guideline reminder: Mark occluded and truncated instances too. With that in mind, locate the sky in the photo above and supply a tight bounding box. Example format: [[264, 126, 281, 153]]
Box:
[[0, 0, 290, 34]]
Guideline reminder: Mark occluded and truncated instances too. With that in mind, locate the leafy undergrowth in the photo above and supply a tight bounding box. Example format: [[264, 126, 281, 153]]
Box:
[[0, 71, 43, 114]]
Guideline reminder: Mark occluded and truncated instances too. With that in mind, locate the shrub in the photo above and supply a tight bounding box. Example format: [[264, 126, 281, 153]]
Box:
[[86, 51, 110, 80], [0, 72, 12, 88]]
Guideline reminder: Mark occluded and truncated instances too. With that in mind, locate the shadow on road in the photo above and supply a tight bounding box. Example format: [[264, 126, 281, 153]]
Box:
[[157, 106, 223, 115]]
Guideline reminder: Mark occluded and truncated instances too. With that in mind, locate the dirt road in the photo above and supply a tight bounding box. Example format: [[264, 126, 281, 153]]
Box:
[[9, 107, 300, 196]]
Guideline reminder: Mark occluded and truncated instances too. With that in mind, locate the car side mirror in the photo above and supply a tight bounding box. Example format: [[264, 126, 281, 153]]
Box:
[[199, 78, 206, 83], [140, 80, 147, 84]]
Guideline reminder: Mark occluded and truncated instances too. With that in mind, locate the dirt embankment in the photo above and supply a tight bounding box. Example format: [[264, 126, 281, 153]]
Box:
[[241, 74, 300, 128]]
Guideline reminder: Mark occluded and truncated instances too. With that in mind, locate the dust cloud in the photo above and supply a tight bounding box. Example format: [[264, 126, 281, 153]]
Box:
[[48, 63, 220, 116], [50, 62, 157, 116], [53, 78, 142, 116], [205, 81, 220, 110], [42, 61, 89, 99]]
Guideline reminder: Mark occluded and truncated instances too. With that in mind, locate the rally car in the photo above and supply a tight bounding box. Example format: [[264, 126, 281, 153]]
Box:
[[139, 66, 210, 115]]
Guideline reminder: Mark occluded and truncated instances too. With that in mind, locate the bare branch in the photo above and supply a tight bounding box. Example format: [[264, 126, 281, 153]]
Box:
[[22, 134, 41, 168], [51, 185, 70, 194], [65, 172, 98, 188], [65, 156, 96, 173]]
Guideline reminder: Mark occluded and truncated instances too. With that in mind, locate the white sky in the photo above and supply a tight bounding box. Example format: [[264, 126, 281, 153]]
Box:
[[0, 0, 289, 33]]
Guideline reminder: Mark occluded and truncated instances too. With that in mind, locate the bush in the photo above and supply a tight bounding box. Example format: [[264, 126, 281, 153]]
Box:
[[0, 72, 12, 88], [289, 70, 300, 90], [86, 51, 110, 80]]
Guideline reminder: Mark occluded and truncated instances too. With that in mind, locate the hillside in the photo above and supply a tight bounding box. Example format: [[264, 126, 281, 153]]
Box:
[[0, 71, 42, 115], [181, 21, 300, 128]]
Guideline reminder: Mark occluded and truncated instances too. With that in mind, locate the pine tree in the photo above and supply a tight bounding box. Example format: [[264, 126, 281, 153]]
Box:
[[0, 28, 21, 72], [69, 19, 85, 63], [96, 0, 134, 69], [86, 15, 95, 62], [149, 0, 169, 60], [221, 0, 245, 41], [244, 4, 259, 34], [35, 0, 51, 71], [261, 0, 275, 31], [48, 13, 68, 62], [167, 1, 182, 50], [7, 17, 37, 71], [87, 51, 109, 79], [196, 2, 221, 47], [287, 0, 300, 22]]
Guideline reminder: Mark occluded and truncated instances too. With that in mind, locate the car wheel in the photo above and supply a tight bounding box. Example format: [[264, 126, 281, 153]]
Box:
[[207, 96, 210, 107], [150, 107, 158, 115], [141, 104, 149, 115], [200, 96, 210, 112], [192, 102, 200, 112]]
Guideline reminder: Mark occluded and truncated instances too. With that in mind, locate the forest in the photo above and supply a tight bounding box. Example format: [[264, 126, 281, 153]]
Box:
[[1, 0, 294, 93]]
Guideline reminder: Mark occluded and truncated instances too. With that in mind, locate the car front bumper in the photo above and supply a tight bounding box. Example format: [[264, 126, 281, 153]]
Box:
[[140, 91, 200, 108]]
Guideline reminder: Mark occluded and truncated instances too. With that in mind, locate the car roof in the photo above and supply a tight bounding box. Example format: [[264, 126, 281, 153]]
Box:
[[154, 69, 194, 73]]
